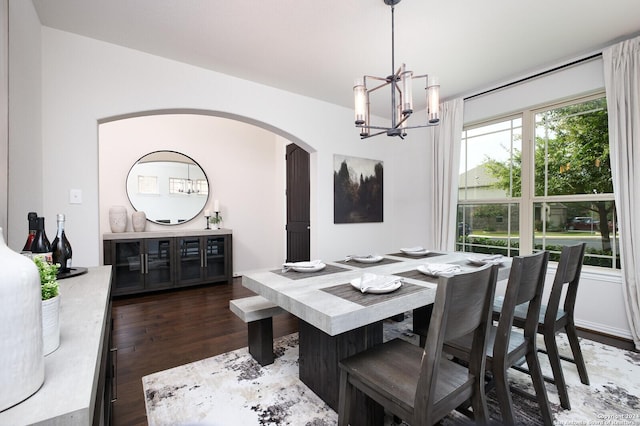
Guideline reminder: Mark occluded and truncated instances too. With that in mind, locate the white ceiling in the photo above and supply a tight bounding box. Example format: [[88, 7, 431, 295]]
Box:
[[32, 0, 640, 111]]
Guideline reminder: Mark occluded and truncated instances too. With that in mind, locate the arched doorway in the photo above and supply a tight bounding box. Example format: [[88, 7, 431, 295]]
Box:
[[98, 110, 311, 272]]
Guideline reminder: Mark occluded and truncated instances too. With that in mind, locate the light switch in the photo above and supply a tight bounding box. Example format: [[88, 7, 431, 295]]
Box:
[[69, 189, 82, 204]]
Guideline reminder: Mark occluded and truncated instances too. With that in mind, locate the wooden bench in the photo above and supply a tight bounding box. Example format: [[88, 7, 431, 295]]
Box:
[[229, 296, 285, 366]]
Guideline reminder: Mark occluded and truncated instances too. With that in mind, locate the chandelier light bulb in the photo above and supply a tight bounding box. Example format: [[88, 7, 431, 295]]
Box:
[[354, 78, 367, 125], [400, 64, 413, 116], [427, 75, 440, 124]]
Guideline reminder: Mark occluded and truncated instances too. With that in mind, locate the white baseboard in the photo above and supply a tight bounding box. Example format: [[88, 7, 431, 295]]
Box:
[[575, 318, 633, 340]]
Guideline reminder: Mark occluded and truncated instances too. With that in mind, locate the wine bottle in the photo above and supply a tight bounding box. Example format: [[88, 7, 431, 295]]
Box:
[[22, 211, 39, 252], [30, 217, 51, 258], [52, 213, 73, 273]]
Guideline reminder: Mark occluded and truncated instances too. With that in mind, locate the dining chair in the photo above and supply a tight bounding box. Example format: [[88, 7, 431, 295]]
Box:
[[444, 251, 554, 425], [494, 242, 589, 410], [337, 264, 498, 426]]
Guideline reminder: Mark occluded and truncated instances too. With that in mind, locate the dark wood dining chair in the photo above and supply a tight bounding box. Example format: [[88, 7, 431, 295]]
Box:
[[444, 251, 554, 425], [495, 242, 589, 410], [337, 264, 498, 426]]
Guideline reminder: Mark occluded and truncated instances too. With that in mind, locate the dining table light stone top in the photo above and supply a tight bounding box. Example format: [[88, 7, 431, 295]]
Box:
[[242, 252, 511, 336]]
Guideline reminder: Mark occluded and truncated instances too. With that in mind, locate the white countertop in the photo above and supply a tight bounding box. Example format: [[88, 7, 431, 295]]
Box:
[[103, 228, 232, 240], [243, 252, 511, 336], [0, 266, 112, 425]]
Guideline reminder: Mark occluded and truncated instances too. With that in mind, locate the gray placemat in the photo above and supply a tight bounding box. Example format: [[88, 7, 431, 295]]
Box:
[[395, 260, 501, 283], [334, 257, 402, 268], [321, 281, 427, 307], [388, 251, 447, 260], [270, 263, 350, 280], [395, 269, 439, 284]]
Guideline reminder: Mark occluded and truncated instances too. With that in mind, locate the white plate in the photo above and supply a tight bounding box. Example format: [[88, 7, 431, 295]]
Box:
[[291, 262, 326, 272], [350, 276, 402, 294], [401, 249, 430, 256], [467, 256, 504, 266], [351, 255, 384, 264]]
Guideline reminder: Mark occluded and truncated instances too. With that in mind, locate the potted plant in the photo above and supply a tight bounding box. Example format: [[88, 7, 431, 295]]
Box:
[[33, 256, 60, 355], [209, 213, 223, 230]]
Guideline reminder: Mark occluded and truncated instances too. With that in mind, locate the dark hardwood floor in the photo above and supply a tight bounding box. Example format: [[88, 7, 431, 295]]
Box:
[[110, 277, 635, 425], [111, 278, 299, 426]]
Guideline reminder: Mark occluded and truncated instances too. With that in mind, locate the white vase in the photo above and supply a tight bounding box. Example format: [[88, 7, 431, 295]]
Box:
[[42, 295, 61, 356], [132, 211, 147, 232], [0, 227, 45, 411], [109, 205, 128, 232]]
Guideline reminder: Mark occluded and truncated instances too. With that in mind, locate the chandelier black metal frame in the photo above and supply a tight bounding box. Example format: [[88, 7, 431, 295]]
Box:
[[354, 0, 440, 139], [178, 163, 200, 194]]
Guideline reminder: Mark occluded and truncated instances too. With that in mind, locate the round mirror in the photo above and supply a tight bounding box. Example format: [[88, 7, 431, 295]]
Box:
[[126, 151, 209, 225]]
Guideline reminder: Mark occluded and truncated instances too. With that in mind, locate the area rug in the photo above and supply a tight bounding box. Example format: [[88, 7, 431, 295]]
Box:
[[143, 317, 640, 425]]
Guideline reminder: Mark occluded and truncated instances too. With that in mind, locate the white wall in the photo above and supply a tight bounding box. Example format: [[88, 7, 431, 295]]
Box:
[[1, 0, 7, 237], [99, 114, 287, 274], [464, 57, 632, 339], [8, 26, 432, 271], [464, 57, 604, 124], [7, 0, 42, 247]]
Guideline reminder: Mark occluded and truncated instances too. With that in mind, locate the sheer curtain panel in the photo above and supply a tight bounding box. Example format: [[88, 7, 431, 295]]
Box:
[[425, 98, 464, 251], [603, 35, 640, 350]]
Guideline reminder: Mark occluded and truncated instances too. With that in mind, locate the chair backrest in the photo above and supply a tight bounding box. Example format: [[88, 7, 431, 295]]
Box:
[[494, 251, 549, 357], [414, 264, 498, 418], [544, 243, 586, 327]]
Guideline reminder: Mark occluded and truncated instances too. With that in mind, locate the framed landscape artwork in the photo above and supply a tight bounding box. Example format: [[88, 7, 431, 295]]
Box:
[[333, 154, 383, 224]]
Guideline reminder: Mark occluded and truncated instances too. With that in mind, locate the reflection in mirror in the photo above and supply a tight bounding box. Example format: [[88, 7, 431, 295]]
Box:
[[126, 151, 209, 225]]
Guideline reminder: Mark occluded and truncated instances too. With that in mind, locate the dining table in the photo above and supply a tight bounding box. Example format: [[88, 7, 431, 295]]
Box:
[[242, 250, 511, 426]]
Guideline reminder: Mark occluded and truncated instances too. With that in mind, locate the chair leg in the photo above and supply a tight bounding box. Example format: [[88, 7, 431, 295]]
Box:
[[470, 372, 489, 426], [526, 348, 554, 425], [544, 332, 571, 410], [493, 364, 516, 425], [565, 323, 590, 385], [338, 370, 351, 426]]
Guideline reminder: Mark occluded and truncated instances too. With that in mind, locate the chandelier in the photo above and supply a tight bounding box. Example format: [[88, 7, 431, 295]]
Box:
[[354, 0, 440, 139], [178, 163, 199, 194]]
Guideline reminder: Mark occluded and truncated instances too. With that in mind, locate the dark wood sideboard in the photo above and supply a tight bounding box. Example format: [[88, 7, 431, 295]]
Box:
[[103, 229, 232, 296]]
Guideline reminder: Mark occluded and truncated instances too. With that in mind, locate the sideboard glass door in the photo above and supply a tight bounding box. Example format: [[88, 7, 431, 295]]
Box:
[[112, 240, 144, 293], [144, 238, 174, 290], [176, 237, 204, 286], [204, 236, 227, 281]]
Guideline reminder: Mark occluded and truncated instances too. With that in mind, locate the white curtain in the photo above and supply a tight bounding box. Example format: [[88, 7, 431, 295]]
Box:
[[603, 35, 640, 350], [425, 98, 464, 251]]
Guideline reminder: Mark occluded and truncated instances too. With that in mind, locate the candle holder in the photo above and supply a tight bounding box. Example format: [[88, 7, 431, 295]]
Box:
[[205, 214, 211, 230]]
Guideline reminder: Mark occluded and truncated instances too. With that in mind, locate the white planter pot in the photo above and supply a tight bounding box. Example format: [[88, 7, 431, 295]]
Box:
[[0, 228, 45, 411], [42, 295, 61, 356]]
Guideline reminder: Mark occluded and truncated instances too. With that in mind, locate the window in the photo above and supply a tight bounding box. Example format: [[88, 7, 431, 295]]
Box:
[[458, 93, 619, 269], [137, 175, 158, 194], [195, 179, 209, 195], [169, 177, 185, 194]]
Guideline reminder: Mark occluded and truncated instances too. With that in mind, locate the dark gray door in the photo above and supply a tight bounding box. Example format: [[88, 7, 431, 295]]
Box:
[[286, 143, 310, 262]]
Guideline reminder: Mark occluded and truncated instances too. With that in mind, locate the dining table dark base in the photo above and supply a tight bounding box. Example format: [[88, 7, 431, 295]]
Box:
[[298, 319, 385, 426]]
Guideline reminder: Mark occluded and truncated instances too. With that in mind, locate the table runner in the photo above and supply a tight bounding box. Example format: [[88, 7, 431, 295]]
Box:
[[270, 263, 350, 280], [320, 281, 428, 307]]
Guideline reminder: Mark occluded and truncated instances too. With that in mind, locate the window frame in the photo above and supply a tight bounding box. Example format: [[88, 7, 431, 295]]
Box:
[[458, 91, 619, 270]]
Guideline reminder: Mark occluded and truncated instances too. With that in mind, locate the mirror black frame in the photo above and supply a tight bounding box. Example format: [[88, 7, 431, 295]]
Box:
[[126, 150, 210, 225]]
